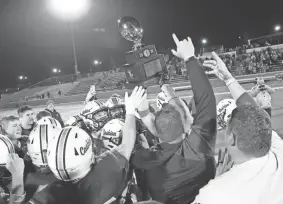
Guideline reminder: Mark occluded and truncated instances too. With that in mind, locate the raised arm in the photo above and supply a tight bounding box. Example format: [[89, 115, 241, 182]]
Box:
[[171, 34, 217, 153], [204, 52, 257, 106], [186, 58, 216, 131], [117, 86, 146, 160], [6, 154, 26, 204]]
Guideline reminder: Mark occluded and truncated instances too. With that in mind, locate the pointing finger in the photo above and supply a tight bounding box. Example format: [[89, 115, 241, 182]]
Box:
[[172, 34, 180, 45], [187, 37, 192, 44]]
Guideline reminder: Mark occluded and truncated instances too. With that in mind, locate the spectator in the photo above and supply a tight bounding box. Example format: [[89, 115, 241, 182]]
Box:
[[17, 105, 35, 136], [45, 100, 64, 127], [58, 90, 62, 97], [47, 92, 51, 98], [250, 77, 275, 117], [41, 94, 45, 100], [36, 110, 52, 121]]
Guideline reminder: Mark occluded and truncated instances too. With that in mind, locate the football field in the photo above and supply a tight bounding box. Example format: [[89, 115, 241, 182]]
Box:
[[1, 82, 283, 150]]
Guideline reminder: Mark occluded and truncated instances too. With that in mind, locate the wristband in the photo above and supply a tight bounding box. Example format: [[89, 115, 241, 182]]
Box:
[[224, 78, 236, 87], [138, 109, 150, 118]]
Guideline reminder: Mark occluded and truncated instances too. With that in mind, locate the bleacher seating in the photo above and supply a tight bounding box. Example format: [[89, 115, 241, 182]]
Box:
[[97, 72, 126, 91], [29, 74, 76, 89], [66, 72, 105, 96], [29, 83, 78, 100]]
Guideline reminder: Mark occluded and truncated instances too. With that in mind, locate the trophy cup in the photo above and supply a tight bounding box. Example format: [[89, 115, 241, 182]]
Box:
[[118, 16, 166, 89]]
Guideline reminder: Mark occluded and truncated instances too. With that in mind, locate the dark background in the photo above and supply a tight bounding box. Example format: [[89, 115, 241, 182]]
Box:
[[0, 0, 282, 88]]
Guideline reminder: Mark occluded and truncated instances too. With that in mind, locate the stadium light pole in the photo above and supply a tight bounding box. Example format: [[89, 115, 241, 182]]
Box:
[[274, 25, 281, 45], [201, 38, 207, 54], [47, 0, 92, 75]]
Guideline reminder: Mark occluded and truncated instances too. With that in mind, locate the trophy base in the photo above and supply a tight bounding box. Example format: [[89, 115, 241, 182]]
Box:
[[125, 77, 160, 90]]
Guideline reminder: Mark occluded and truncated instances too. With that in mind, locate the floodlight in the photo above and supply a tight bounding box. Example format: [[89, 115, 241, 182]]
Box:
[[48, 0, 92, 21], [275, 25, 281, 32], [202, 38, 207, 44]]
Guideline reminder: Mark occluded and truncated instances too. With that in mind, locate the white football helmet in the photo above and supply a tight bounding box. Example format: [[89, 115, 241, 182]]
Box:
[[47, 127, 94, 182], [28, 124, 61, 168], [100, 119, 124, 150], [0, 135, 15, 167], [37, 117, 62, 129], [156, 92, 168, 110], [80, 100, 104, 116], [217, 99, 237, 130]]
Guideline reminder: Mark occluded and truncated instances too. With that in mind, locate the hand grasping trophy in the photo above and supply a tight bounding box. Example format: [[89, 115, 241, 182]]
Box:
[[118, 16, 167, 89]]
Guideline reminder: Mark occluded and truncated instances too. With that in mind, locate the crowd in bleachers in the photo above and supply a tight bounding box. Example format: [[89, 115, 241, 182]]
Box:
[[218, 47, 283, 75]]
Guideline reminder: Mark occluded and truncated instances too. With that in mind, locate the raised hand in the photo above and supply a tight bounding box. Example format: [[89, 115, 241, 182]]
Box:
[[137, 94, 149, 112], [171, 34, 195, 61], [125, 86, 146, 115], [203, 52, 233, 82]]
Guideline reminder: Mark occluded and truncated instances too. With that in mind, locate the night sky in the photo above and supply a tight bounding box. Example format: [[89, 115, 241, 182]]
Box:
[[0, 0, 282, 89]]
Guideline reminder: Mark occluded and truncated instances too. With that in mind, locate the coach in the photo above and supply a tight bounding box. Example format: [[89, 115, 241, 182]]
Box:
[[132, 34, 217, 204]]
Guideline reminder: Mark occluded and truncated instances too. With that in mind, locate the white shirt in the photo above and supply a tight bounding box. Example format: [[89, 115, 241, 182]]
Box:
[[193, 131, 283, 204], [255, 90, 272, 109]]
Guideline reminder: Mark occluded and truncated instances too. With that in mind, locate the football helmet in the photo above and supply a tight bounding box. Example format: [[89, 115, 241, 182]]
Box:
[[109, 104, 126, 120], [37, 116, 62, 129], [81, 100, 104, 116], [0, 135, 15, 167], [105, 94, 123, 108], [28, 124, 61, 168], [81, 101, 110, 132], [156, 92, 168, 110], [47, 127, 94, 182], [216, 99, 237, 130], [101, 119, 124, 150]]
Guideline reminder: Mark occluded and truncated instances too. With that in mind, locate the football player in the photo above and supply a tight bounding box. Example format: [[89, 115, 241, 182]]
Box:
[[216, 98, 237, 131], [27, 86, 146, 204]]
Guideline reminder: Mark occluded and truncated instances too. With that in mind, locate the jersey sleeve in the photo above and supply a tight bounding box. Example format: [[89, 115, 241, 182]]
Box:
[[77, 149, 130, 204], [185, 58, 217, 156]]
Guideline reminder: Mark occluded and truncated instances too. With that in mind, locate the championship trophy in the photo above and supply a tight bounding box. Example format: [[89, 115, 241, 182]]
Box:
[[118, 16, 167, 89]]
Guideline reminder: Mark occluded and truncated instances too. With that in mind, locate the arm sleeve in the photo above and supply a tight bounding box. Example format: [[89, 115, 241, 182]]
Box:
[[186, 58, 217, 154], [79, 150, 130, 204]]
